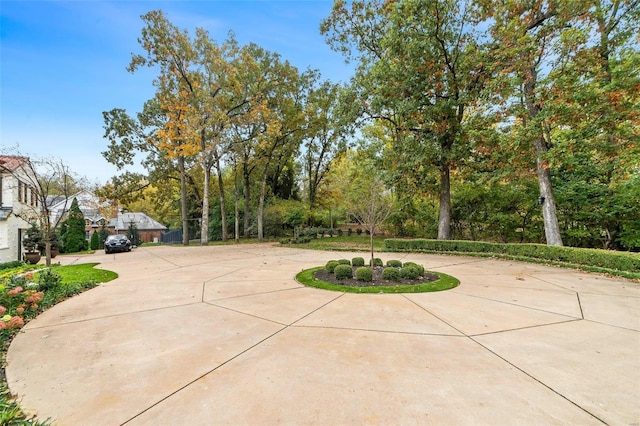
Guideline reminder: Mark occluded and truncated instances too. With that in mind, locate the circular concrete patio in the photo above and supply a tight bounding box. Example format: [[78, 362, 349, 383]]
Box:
[[6, 244, 640, 425]]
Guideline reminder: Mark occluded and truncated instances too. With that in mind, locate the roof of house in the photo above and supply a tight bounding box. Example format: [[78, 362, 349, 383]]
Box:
[[109, 212, 167, 231], [0, 155, 30, 172]]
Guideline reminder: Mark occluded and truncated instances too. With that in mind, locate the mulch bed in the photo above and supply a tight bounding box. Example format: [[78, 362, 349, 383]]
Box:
[[314, 266, 440, 288]]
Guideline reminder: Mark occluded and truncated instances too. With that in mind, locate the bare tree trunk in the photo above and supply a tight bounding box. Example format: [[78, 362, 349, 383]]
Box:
[[257, 173, 267, 241], [179, 156, 189, 246], [215, 153, 227, 242], [200, 161, 210, 246], [524, 66, 563, 246], [243, 161, 251, 238], [437, 163, 451, 240], [533, 137, 563, 246]]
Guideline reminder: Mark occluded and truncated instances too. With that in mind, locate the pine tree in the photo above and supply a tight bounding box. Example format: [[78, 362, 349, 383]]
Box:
[[89, 231, 100, 250], [62, 198, 88, 253]]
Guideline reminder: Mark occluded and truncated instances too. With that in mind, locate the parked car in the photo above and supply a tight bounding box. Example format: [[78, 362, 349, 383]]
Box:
[[104, 235, 132, 254]]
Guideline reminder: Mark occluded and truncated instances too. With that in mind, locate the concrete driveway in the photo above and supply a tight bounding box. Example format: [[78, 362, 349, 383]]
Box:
[[6, 244, 640, 425]]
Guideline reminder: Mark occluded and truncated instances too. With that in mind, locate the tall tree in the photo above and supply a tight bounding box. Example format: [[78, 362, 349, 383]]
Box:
[[301, 79, 351, 211], [322, 0, 488, 239]]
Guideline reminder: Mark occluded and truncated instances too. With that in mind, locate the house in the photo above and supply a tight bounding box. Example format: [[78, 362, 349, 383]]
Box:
[[48, 190, 115, 239], [0, 155, 39, 263], [108, 211, 167, 243]]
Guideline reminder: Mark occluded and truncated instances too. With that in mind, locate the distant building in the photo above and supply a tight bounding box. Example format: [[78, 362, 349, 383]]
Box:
[[48, 190, 115, 239], [109, 211, 167, 243], [0, 155, 39, 263]]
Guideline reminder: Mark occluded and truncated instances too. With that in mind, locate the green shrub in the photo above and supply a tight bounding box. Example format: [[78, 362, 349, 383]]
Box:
[[400, 265, 420, 280], [7, 275, 27, 290], [90, 231, 101, 250], [337, 259, 351, 266], [37, 268, 63, 291], [403, 262, 425, 275], [352, 257, 365, 267], [325, 260, 339, 273], [337, 229, 344, 236], [386, 259, 403, 268], [372, 258, 383, 267], [0, 260, 24, 271], [384, 238, 640, 273], [382, 267, 400, 281], [280, 238, 291, 245], [348, 228, 353, 236], [334, 264, 353, 280], [355, 267, 373, 282], [356, 228, 363, 235]]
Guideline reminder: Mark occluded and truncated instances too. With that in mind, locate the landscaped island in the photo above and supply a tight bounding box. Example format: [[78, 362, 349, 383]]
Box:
[[296, 257, 459, 294]]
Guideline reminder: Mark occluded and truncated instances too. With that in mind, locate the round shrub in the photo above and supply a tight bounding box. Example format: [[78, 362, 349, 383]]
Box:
[[352, 257, 365, 267], [325, 260, 339, 273], [337, 259, 351, 266], [334, 264, 353, 280], [372, 258, 383, 267], [400, 265, 420, 280], [355, 267, 373, 282], [386, 259, 403, 268], [382, 267, 400, 281], [403, 262, 425, 275]]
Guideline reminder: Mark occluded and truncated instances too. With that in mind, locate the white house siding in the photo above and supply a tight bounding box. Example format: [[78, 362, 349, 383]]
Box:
[[0, 157, 38, 264]]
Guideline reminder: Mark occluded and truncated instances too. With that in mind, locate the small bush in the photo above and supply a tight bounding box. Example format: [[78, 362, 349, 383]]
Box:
[[386, 259, 403, 268], [37, 268, 63, 291], [400, 265, 420, 280], [372, 258, 383, 267], [334, 264, 353, 280], [352, 257, 365, 267], [337, 259, 351, 266], [7, 275, 27, 290], [279, 238, 291, 245], [0, 260, 24, 271], [403, 262, 425, 275], [356, 228, 363, 235], [325, 260, 339, 273], [337, 229, 344, 236], [355, 267, 373, 282], [382, 267, 400, 281], [348, 228, 353, 236]]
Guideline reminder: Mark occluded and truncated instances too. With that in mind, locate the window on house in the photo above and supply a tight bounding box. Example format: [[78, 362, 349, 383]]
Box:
[[0, 175, 3, 205]]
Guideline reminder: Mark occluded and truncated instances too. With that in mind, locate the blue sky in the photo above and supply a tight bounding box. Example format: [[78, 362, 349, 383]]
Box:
[[0, 0, 352, 184]]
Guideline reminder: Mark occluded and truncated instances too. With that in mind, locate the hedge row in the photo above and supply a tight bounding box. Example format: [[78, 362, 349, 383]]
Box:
[[384, 239, 640, 273]]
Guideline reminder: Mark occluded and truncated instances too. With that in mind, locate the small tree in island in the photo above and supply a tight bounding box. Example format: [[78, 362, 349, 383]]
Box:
[[346, 148, 395, 267]]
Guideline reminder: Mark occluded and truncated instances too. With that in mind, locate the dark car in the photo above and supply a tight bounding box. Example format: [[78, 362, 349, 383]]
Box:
[[104, 235, 132, 254]]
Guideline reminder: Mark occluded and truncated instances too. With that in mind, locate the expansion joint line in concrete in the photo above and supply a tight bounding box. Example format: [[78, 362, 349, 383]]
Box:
[[401, 293, 607, 423], [469, 337, 609, 425], [136, 247, 183, 268], [120, 292, 346, 425]]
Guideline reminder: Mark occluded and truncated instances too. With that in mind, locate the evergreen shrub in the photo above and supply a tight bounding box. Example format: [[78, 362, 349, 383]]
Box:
[[325, 260, 339, 273], [334, 264, 353, 280], [337, 259, 351, 266], [386, 259, 403, 268], [372, 258, 383, 267], [384, 239, 640, 273], [400, 265, 420, 279], [90, 231, 100, 250], [403, 262, 425, 275], [352, 257, 365, 267], [382, 267, 400, 281], [355, 267, 373, 282]]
